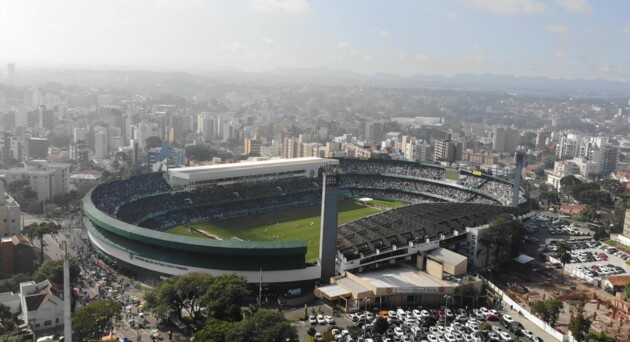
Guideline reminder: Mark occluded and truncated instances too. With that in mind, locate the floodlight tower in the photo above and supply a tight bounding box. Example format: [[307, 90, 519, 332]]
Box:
[[319, 165, 340, 283], [512, 151, 525, 208], [63, 241, 72, 342]]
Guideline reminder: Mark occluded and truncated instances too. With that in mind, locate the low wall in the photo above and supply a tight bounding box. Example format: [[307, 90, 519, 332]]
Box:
[[612, 234, 630, 247], [485, 279, 566, 341]]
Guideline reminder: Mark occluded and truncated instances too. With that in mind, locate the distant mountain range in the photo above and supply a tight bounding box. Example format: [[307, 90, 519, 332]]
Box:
[[260, 67, 630, 95]]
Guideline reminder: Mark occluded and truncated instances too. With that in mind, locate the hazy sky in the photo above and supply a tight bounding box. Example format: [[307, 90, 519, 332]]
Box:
[[0, 0, 628, 81]]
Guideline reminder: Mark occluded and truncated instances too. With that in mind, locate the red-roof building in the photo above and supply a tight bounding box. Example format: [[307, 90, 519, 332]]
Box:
[[0, 235, 37, 279]]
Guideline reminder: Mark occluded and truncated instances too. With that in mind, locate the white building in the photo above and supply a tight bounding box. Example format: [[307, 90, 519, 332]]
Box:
[[94, 130, 108, 159], [405, 140, 430, 163], [0, 182, 21, 237], [20, 280, 64, 332], [73, 128, 87, 143], [6, 162, 70, 202]]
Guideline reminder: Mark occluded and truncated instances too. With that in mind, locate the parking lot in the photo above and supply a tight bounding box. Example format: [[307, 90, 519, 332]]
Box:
[[293, 300, 558, 342]]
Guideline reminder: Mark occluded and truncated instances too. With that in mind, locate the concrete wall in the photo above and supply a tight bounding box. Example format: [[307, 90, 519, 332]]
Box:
[[485, 279, 565, 341], [426, 258, 443, 280]]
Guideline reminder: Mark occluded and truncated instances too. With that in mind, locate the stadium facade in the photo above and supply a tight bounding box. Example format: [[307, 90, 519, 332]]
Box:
[[84, 157, 529, 290]]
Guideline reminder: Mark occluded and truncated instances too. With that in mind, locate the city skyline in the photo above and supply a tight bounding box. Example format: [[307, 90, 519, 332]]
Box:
[[0, 0, 628, 82]]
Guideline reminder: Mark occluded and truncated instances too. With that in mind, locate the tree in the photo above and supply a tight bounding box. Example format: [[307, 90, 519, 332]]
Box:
[[625, 281, 630, 299], [560, 175, 582, 203], [225, 309, 297, 342], [201, 274, 251, 321], [556, 241, 572, 274], [578, 190, 611, 207], [568, 299, 592, 341], [72, 299, 121, 341], [373, 317, 389, 335], [601, 179, 623, 199], [193, 319, 232, 342], [23, 221, 62, 264], [145, 136, 163, 149], [33, 258, 80, 286], [145, 273, 213, 321], [585, 332, 615, 342], [539, 191, 559, 210], [576, 205, 598, 222], [531, 298, 563, 327], [534, 165, 545, 178], [0, 273, 31, 293]]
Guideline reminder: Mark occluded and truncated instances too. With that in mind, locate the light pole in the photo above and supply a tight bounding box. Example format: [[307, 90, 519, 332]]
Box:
[[444, 295, 451, 328], [363, 298, 370, 339]]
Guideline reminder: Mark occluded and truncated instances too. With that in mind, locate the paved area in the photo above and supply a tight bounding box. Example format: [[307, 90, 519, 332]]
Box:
[[28, 210, 187, 342]]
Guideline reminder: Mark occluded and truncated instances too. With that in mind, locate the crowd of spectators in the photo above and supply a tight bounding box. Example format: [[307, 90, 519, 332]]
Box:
[[348, 188, 439, 204], [478, 180, 518, 206], [91, 173, 171, 215], [91, 160, 524, 233], [106, 177, 320, 225], [340, 174, 481, 202], [457, 175, 487, 189], [339, 158, 444, 180]]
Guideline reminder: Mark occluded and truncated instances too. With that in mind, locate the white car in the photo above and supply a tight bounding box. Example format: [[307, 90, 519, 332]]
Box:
[[421, 310, 431, 318], [324, 315, 335, 324], [412, 309, 422, 318], [316, 314, 326, 325], [521, 330, 534, 340], [394, 327, 405, 336], [488, 332, 499, 341], [499, 331, 513, 341], [314, 332, 324, 342], [492, 326, 504, 335], [331, 329, 342, 340], [308, 315, 317, 325], [427, 334, 438, 342], [502, 315, 514, 325], [444, 333, 456, 342]]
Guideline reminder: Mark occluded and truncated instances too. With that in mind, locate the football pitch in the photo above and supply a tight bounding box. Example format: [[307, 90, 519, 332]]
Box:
[[166, 198, 405, 261]]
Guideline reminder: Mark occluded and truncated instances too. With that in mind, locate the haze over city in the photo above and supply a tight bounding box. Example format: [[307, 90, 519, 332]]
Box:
[[0, 0, 629, 81], [1, 1, 630, 342]]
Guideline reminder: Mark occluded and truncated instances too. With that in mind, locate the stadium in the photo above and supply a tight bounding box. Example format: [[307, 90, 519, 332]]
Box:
[[83, 157, 530, 292]]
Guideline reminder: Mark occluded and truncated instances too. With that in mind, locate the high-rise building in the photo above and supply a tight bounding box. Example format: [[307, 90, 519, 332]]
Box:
[[94, 130, 108, 159], [535, 129, 550, 149], [364, 121, 383, 143], [434, 138, 462, 163], [592, 143, 618, 176], [7, 63, 15, 84], [492, 127, 518, 153], [244, 138, 262, 157], [405, 140, 430, 163], [26, 138, 49, 160], [556, 134, 579, 159]]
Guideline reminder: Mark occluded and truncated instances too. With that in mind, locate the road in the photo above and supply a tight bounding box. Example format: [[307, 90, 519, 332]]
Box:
[[29, 211, 185, 342]]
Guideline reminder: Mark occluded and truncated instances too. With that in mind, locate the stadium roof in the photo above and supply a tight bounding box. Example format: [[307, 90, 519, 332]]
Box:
[[167, 157, 338, 182], [169, 157, 332, 174], [337, 202, 527, 261]]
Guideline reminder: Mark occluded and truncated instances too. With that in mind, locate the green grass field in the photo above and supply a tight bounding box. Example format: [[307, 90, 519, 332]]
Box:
[[166, 198, 401, 261], [444, 169, 460, 181]]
